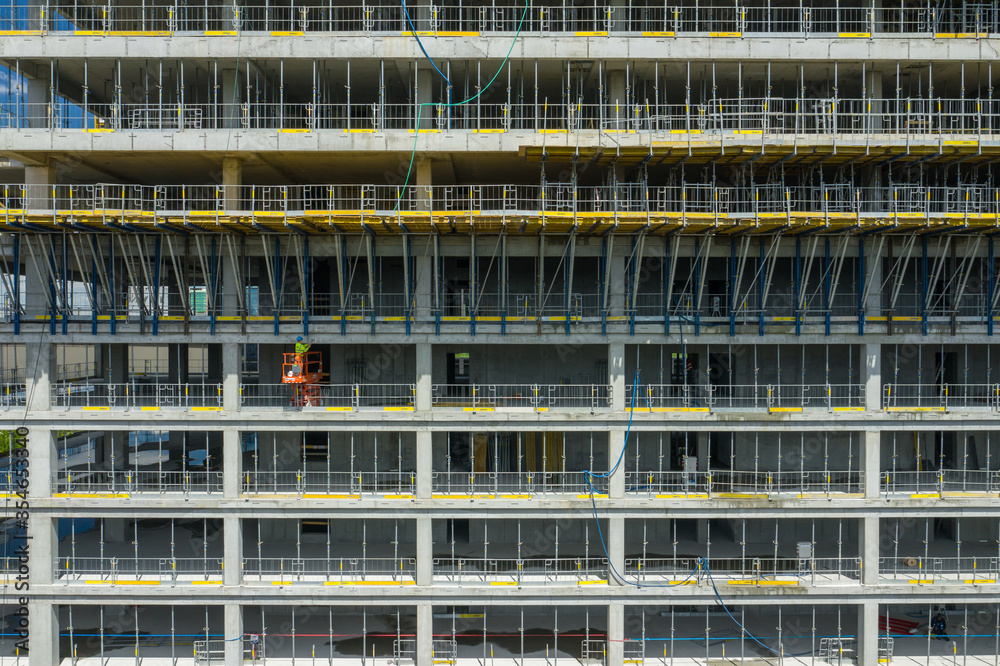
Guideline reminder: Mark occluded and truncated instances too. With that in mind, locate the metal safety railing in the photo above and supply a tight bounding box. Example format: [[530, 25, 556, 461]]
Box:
[[55, 556, 223, 582], [0, 383, 25, 409], [240, 470, 415, 495], [242, 556, 415, 583], [625, 555, 862, 583], [393, 639, 457, 664], [881, 469, 1000, 496], [6, 2, 1000, 36], [9, 95, 1000, 135], [431, 383, 611, 410], [194, 638, 263, 664], [7, 182, 1000, 221], [433, 557, 609, 583], [431, 471, 595, 495], [50, 380, 222, 409], [626, 383, 865, 411], [626, 469, 863, 497], [882, 383, 1000, 410], [54, 469, 223, 495], [239, 382, 415, 409], [879, 556, 1000, 583]]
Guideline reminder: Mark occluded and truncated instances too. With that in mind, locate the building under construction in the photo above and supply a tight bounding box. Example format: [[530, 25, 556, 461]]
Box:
[[3, 1, 1000, 664]]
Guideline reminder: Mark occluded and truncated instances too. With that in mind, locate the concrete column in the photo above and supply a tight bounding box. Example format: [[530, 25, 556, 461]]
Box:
[[865, 430, 880, 499], [607, 603, 624, 665], [416, 604, 434, 666], [224, 603, 244, 666], [223, 343, 241, 411], [607, 68, 628, 130], [861, 516, 880, 587], [223, 156, 242, 210], [416, 515, 433, 586], [869, 68, 883, 131], [608, 342, 625, 411], [168, 344, 190, 385], [864, 343, 881, 411], [223, 428, 241, 498], [23, 242, 53, 321], [415, 159, 432, 210], [417, 68, 433, 129], [415, 343, 432, 411], [609, 253, 626, 316], [608, 516, 625, 585], [224, 516, 242, 587], [27, 516, 57, 585], [25, 602, 59, 666], [24, 73, 50, 131], [608, 431, 625, 499], [415, 254, 432, 321], [25, 341, 53, 411], [221, 68, 241, 130], [24, 163, 55, 209], [857, 600, 879, 666], [416, 431, 432, 498], [102, 344, 129, 383], [101, 431, 129, 471], [865, 242, 882, 320]]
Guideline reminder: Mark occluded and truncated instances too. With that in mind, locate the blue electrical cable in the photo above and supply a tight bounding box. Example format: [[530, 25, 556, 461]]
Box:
[[399, 1, 450, 87], [394, 0, 529, 211], [583, 368, 640, 481]]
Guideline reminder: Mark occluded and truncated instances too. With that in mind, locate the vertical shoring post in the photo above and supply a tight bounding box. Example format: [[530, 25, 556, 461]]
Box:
[[758, 237, 766, 336], [91, 254, 98, 336], [402, 234, 410, 336], [693, 236, 701, 335], [470, 231, 477, 336], [152, 237, 161, 336], [209, 236, 217, 335], [565, 231, 576, 336], [824, 237, 831, 336], [990, 237, 995, 336], [921, 236, 929, 336], [61, 234, 68, 335], [337, 234, 347, 335], [434, 233, 442, 335], [109, 234, 116, 335], [729, 238, 736, 336], [665, 232, 672, 335], [12, 234, 19, 335], [303, 236, 310, 336], [500, 233, 506, 336], [273, 236, 281, 336], [795, 236, 802, 336], [858, 236, 865, 335]]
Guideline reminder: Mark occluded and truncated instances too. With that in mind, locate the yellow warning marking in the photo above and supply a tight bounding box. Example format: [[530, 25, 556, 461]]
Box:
[[710, 31, 741, 37], [834, 407, 865, 412], [539, 129, 567, 134], [401, 31, 436, 36], [384, 406, 414, 412], [717, 493, 768, 499], [407, 129, 440, 134], [87, 580, 160, 585], [909, 580, 934, 584], [462, 407, 494, 412], [82, 406, 110, 411], [326, 406, 352, 411], [578, 494, 608, 499], [0, 30, 42, 35], [839, 32, 871, 37], [490, 581, 518, 586], [910, 493, 940, 499], [270, 30, 304, 36], [192, 580, 222, 585], [384, 494, 414, 500], [474, 129, 506, 133], [53, 493, 130, 499], [943, 140, 978, 146], [577, 580, 608, 585], [205, 30, 237, 35], [192, 407, 221, 412], [575, 31, 607, 36], [435, 31, 479, 36], [642, 31, 675, 36], [769, 407, 803, 413], [279, 128, 310, 133], [935, 32, 985, 39], [344, 128, 375, 133], [217, 316, 242, 321], [728, 580, 799, 586], [140, 406, 160, 411]]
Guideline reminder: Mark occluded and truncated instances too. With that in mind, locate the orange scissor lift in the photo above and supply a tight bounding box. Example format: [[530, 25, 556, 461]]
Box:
[[282, 351, 324, 407]]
